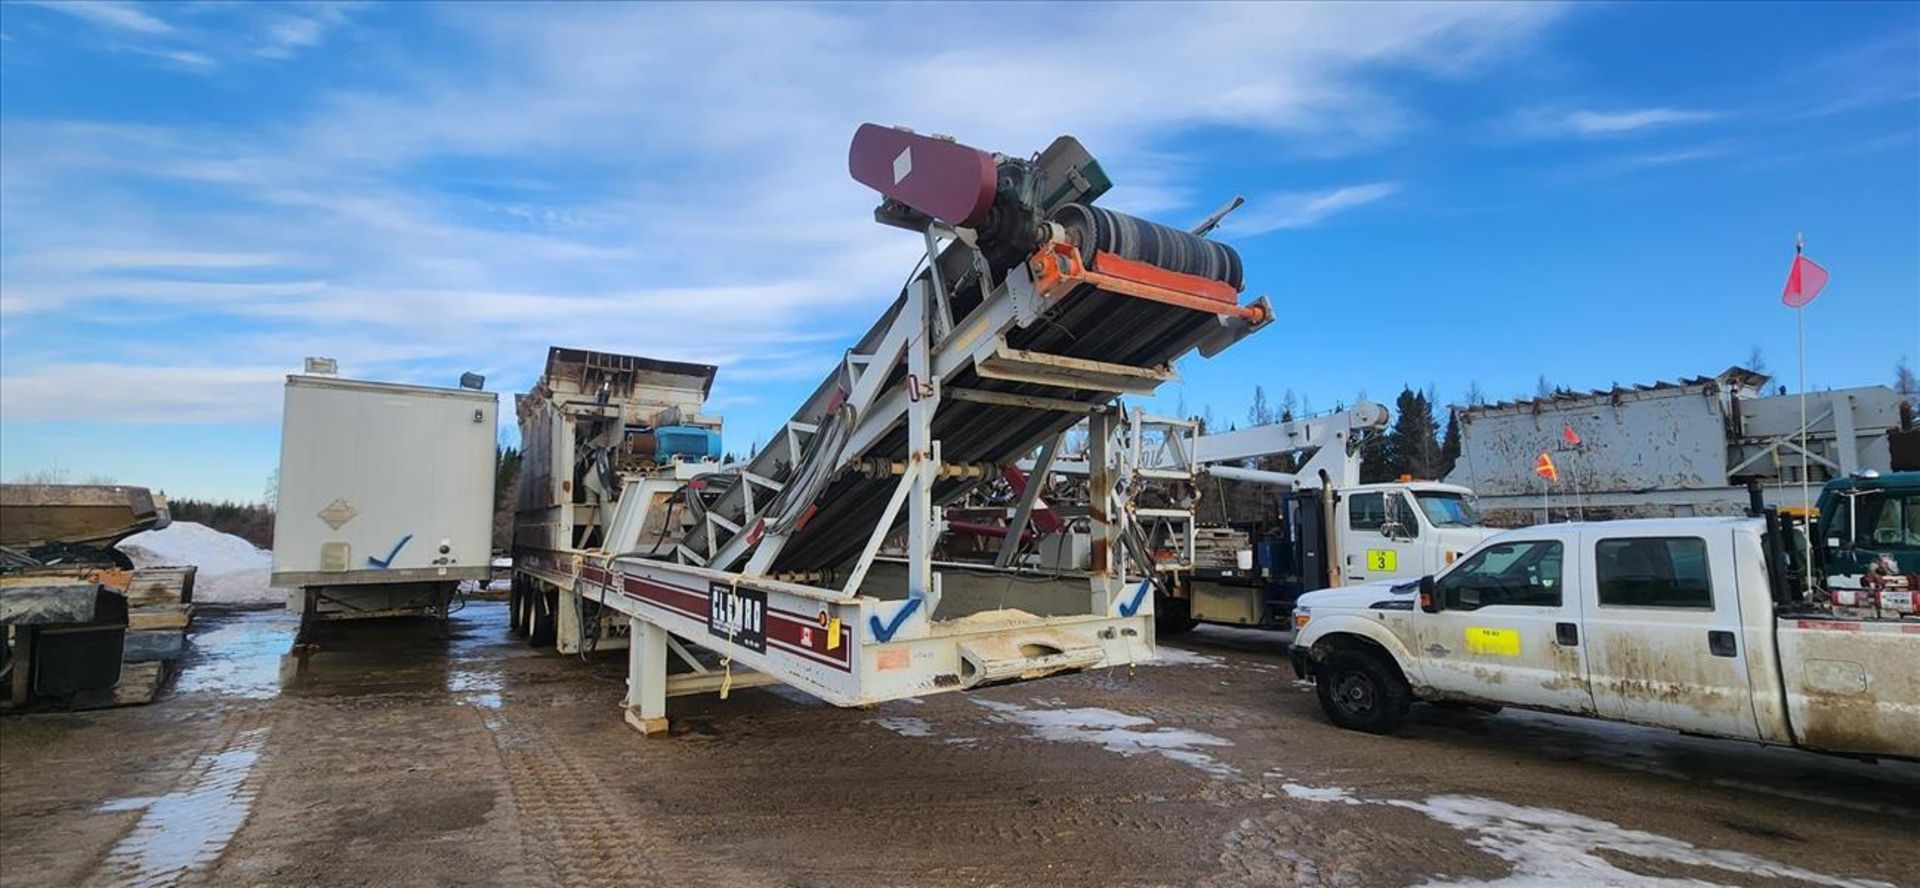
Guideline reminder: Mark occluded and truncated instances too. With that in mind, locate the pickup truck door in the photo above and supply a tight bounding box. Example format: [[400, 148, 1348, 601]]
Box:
[[1580, 531, 1762, 740], [1343, 490, 1423, 584], [1410, 536, 1595, 714]]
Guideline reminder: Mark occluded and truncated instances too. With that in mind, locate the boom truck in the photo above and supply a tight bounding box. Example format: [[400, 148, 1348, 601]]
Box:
[[1015, 403, 1498, 634], [511, 123, 1272, 734]]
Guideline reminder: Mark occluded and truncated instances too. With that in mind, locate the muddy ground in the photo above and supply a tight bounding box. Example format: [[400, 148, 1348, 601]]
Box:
[[2, 601, 1915, 887]]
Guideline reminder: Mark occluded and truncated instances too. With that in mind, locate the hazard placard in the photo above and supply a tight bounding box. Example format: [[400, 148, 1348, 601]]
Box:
[[1365, 548, 1398, 572], [1465, 626, 1521, 657]]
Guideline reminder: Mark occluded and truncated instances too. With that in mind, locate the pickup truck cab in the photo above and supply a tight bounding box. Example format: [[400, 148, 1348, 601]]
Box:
[[1290, 517, 1919, 760]]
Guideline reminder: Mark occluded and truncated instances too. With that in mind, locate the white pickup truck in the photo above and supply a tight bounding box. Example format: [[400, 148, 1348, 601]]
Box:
[[1290, 517, 1919, 760]]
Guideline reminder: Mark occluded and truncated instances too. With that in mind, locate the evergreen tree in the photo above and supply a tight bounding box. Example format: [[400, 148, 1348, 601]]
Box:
[[1364, 386, 1444, 482], [1248, 385, 1274, 426], [493, 444, 523, 551], [1897, 358, 1917, 432], [1439, 408, 1461, 478]]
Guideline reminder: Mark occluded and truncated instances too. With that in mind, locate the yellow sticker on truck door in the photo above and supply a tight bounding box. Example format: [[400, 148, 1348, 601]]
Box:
[[1465, 627, 1521, 656], [1365, 549, 1398, 572]]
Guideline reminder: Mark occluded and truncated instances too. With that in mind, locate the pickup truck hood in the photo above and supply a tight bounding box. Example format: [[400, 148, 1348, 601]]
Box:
[[1298, 580, 1412, 612]]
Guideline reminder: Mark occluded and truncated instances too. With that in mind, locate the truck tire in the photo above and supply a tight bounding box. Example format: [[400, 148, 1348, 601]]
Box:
[[1155, 592, 1198, 636], [527, 588, 557, 648], [509, 579, 528, 636], [1314, 648, 1411, 734]]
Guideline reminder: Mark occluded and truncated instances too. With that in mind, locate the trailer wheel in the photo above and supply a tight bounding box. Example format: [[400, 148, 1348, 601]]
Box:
[[508, 578, 527, 637], [527, 587, 557, 648], [1314, 648, 1410, 734], [1154, 592, 1198, 636]]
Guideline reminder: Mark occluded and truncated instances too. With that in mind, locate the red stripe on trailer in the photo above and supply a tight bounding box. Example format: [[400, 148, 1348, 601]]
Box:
[[580, 566, 855, 672], [1902, 624, 1920, 635]]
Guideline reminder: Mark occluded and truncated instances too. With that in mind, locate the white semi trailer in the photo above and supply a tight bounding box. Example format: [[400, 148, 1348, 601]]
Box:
[[271, 361, 498, 639]]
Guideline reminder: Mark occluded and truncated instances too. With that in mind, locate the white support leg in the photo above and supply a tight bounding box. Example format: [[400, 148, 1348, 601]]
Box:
[[623, 616, 669, 737], [906, 279, 939, 613], [1088, 408, 1120, 606]]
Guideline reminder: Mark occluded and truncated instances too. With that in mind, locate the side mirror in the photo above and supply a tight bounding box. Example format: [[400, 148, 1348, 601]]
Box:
[[1419, 575, 1443, 613], [1381, 521, 1405, 542]]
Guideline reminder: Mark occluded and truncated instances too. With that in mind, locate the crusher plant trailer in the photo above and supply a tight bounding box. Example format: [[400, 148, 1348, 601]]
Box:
[[512, 123, 1272, 733]]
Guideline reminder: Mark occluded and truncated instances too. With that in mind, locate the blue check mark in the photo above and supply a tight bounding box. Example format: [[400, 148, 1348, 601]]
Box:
[[367, 534, 413, 569]]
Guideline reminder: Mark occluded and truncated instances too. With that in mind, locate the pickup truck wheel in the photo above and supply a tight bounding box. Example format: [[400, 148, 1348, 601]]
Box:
[[1315, 649, 1411, 734]]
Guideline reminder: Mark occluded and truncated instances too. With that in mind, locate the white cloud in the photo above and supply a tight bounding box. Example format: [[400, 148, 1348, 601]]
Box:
[[254, 7, 348, 60], [0, 4, 1569, 430], [130, 46, 216, 69], [27, 0, 172, 35], [20, 249, 289, 274], [1224, 182, 1403, 236], [0, 363, 286, 423], [1515, 106, 1720, 138], [18, 1, 353, 69]]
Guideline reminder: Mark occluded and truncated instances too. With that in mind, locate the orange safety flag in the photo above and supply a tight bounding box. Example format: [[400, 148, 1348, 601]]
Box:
[[1534, 451, 1559, 483], [1562, 424, 1581, 447], [1781, 250, 1829, 308]]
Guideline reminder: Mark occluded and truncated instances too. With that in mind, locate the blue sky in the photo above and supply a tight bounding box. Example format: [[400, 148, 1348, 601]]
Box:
[[2, 2, 1915, 502]]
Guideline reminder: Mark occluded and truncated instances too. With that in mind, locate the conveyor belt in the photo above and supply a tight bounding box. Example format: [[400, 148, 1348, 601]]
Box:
[[768, 217, 1247, 573]]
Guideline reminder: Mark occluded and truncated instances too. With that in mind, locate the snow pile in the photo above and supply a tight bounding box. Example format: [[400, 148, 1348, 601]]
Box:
[[119, 522, 278, 605]]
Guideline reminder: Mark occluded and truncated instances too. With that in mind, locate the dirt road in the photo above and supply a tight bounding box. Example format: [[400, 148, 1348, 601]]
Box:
[[3, 602, 1915, 886]]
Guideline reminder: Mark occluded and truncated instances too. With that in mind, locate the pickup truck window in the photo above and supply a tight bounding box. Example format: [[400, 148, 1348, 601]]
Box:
[[1437, 540, 1562, 610], [1595, 536, 1713, 609], [1349, 492, 1385, 531]]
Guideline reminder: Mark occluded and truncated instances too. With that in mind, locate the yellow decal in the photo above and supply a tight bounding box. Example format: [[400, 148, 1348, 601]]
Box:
[[1365, 548, 1398, 572], [1465, 627, 1522, 656], [827, 617, 843, 651]]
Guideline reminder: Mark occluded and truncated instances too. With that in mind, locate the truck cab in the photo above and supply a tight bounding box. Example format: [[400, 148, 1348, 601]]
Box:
[[1168, 480, 1496, 634], [1291, 517, 1920, 759], [1334, 481, 1495, 585], [1817, 470, 1920, 589]]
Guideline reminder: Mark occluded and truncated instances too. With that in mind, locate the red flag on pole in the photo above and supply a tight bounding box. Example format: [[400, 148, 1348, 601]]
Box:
[[1781, 252, 1828, 308], [1562, 424, 1581, 447], [1534, 451, 1559, 483]]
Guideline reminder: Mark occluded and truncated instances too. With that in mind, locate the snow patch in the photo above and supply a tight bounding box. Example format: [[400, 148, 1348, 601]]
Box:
[[1282, 783, 1362, 805], [119, 522, 277, 604], [1142, 647, 1226, 668], [972, 698, 1236, 777], [1279, 779, 1889, 887], [869, 717, 934, 738]]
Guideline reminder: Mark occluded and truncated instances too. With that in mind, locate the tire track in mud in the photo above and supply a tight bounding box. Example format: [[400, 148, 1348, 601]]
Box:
[[484, 707, 770, 886], [87, 708, 277, 888]]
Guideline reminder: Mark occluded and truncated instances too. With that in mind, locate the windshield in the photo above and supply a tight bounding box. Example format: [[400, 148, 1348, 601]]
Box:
[[1827, 490, 1920, 549], [1415, 491, 1481, 528]]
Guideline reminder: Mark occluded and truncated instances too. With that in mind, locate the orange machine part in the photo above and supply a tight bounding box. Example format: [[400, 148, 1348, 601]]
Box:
[[1028, 241, 1267, 324]]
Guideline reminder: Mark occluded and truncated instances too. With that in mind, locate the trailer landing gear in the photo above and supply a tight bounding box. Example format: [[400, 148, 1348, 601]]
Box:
[[623, 616, 668, 737]]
